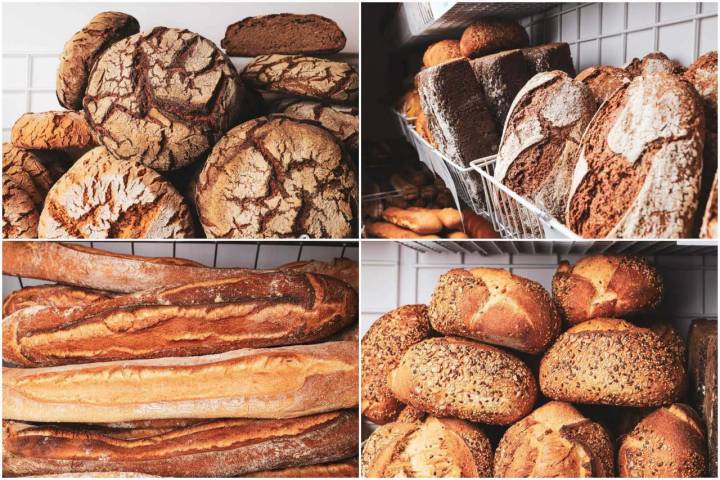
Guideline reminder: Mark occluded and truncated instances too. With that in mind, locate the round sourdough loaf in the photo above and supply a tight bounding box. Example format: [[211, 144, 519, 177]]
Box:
[[2, 143, 56, 209], [2, 176, 39, 239], [539, 318, 686, 406], [575, 65, 631, 104], [38, 147, 195, 239], [195, 115, 356, 238], [566, 72, 705, 238], [11, 111, 94, 150], [388, 336, 537, 425], [280, 100, 358, 151], [459, 19, 529, 58], [428, 268, 561, 354], [83, 27, 244, 171], [361, 305, 430, 424], [551, 254, 663, 325], [618, 404, 707, 477], [361, 416, 493, 477], [422, 39, 463, 67], [494, 71, 597, 220], [625, 51, 686, 77], [494, 401, 614, 477]]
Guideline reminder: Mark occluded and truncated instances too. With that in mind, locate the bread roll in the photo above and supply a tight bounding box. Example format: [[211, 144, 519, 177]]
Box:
[[398, 89, 422, 118], [423, 39, 463, 67], [361, 305, 430, 424], [382, 207, 443, 234], [447, 230, 469, 239], [552, 254, 663, 325], [462, 209, 499, 238], [494, 401, 614, 477], [429, 268, 561, 354], [365, 221, 439, 239], [540, 319, 686, 406], [388, 337, 537, 425], [2, 285, 111, 316], [460, 19, 529, 58]]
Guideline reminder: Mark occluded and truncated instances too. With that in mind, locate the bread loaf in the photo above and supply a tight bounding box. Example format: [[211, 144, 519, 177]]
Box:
[[618, 404, 706, 477], [2, 175, 39, 238], [247, 458, 358, 478], [221, 14, 345, 56], [281, 100, 358, 151], [462, 209, 499, 238], [540, 319, 686, 406], [3, 143, 57, 209], [494, 401, 614, 477], [361, 305, 430, 424], [382, 207, 443, 234], [429, 268, 561, 354], [521, 42, 576, 76], [3, 340, 357, 422], [2, 285, 111, 316], [567, 72, 705, 238], [281, 258, 358, 290], [423, 39, 463, 67], [460, 19, 529, 58], [362, 416, 493, 477], [3, 410, 358, 477], [552, 254, 663, 325], [495, 71, 597, 220], [575, 65, 631, 104], [626, 51, 686, 77], [11, 111, 94, 150], [388, 337, 537, 425]]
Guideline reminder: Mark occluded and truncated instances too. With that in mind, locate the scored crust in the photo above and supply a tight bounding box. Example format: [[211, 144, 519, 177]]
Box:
[[2, 143, 56, 208], [281, 100, 358, 151], [2, 176, 39, 239], [11, 111, 94, 150]]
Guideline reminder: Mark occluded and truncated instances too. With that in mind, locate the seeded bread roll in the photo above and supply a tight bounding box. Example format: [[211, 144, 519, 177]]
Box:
[[429, 268, 561, 354], [618, 404, 707, 477], [389, 337, 537, 425], [422, 39, 463, 67], [11, 111, 94, 150], [362, 416, 493, 477], [575, 65, 631, 104], [2, 285, 111, 316], [540, 318, 686, 407], [361, 305, 430, 424], [552, 254, 663, 325], [2, 176, 39, 238], [280, 100, 358, 151], [494, 401, 614, 477], [2, 143, 57, 209], [460, 19, 529, 58]]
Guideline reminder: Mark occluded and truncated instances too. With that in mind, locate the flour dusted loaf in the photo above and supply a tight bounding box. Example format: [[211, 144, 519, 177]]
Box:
[[429, 268, 561, 354], [280, 100, 358, 151], [423, 39, 463, 67], [576, 65, 631, 104], [567, 72, 705, 238], [57, 11, 139, 110], [221, 14, 346, 57], [494, 401, 614, 477], [626, 51, 686, 76], [195, 116, 356, 238], [242, 55, 358, 103], [38, 147, 195, 238], [84, 27, 244, 171], [494, 71, 597, 220], [460, 19, 529, 58], [540, 318, 687, 406], [2, 176, 39, 238], [521, 42, 576, 76], [2, 143, 56, 209], [362, 416, 493, 477], [11, 111, 94, 150]]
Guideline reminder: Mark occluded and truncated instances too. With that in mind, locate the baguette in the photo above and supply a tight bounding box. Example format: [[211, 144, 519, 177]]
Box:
[[2, 284, 111, 316], [3, 410, 358, 477], [280, 258, 358, 290], [3, 341, 358, 423], [3, 273, 357, 367], [246, 458, 358, 478]]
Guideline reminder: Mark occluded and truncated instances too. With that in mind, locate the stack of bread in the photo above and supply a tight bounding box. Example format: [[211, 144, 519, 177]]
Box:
[[2, 242, 360, 477], [362, 253, 716, 477], [3, 11, 358, 239]]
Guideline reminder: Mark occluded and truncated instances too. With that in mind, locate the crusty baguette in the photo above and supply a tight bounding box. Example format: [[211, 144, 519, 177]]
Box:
[[3, 272, 357, 367], [246, 458, 358, 477], [3, 341, 358, 423], [382, 207, 443, 234], [2, 284, 111, 316], [280, 258, 358, 290], [3, 410, 358, 477]]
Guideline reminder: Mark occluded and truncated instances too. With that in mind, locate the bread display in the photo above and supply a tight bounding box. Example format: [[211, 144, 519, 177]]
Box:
[[459, 19, 529, 58], [11, 111, 94, 150], [567, 72, 705, 238], [521, 42, 576, 76], [221, 14, 345, 56], [2, 175, 39, 239], [552, 254, 663, 325], [280, 100, 358, 151], [56, 11, 140, 110], [618, 404, 707, 477], [494, 401, 614, 477], [361, 305, 430, 424], [428, 268, 561, 354], [2, 285, 111, 316], [423, 39, 463, 67], [3, 143, 57, 209], [494, 71, 597, 220], [575, 65, 631, 104]]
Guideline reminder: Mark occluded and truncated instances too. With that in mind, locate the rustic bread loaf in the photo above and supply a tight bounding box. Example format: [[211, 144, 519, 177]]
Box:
[[462, 209, 499, 238], [38, 147, 194, 238], [221, 14, 345, 56], [382, 206, 443, 234], [365, 221, 438, 239], [280, 100, 358, 151], [2, 176, 39, 238], [494, 401, 614, 477], [247, 458, 358, 478], [84, 27, 243, 171], [423, 39, 463, 67], [618, 404, 707, 477], [388, 336, 537, 424], [552, 254, 663, 325], [361, 304, 430, 424], [700, 172, 718, 238], [575, 65, 631, 104], [362, 416, 493, 477], [196, 116, 356, 238], [566, 72, 705, 238], [540, 318, 686, 406], [57, 12, 139, 110], [626, 51, 686, 77], [430, 207, 462, 230], [429, 268, 561, 354], [2, 285, 111, 316], [11, 111, 94, 150], [460, 19, 529, 58], [281, 258, 358, 290], [398, 89, 422, 118], [494, 71, 597, 220], [242, 55, 358, 103], [521, 42, 576, 76], [2, 143, 57, 209], [3, 410, 358, 477]]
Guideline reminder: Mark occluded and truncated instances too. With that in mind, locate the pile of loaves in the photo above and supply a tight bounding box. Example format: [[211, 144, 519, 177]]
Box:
[[399, 18, 718, 239], [2, 242, 360, 477], [362, 253, 717, 477], [2, 12, 358, 239]]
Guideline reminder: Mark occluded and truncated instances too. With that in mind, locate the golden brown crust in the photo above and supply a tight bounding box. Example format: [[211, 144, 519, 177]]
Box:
[[280, 258, 358, 291], [398, 89, 422, 118], [2, 285, 111, 317], [246, 458, 358, 477], [460, 19, 529, 58], [423, 39, 463, 67], [576, 65, 631, 104], [382, 207, 444, 234], [11, 111, 94, 150], [3, 143, 56, 209], [462, 209, 499, 238], [2, 175, 39, 239]]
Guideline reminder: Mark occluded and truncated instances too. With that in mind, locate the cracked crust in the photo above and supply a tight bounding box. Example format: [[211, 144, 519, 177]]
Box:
[[576, 65, 631, 105], [196, 115, 356, 239], [2, 285, 111, 317], [281, 100, 358, 151], [83, 27, 244, 171], [57, 11, 139, 110], [2, 176, 39, 239], [11, 111, 94, 150], [37, 147, 195, 239], [3, 143, 57, 209]]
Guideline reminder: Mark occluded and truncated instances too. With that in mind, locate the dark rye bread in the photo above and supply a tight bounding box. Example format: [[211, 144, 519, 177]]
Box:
[[521, 42, 576, 76], [576, 65, 631, 105], [84, 27, 244, 171], [567, 72, 705, 238], [222, 14, 345, 56], [2, 176, 38, 239], [460, 19, 529, 58]]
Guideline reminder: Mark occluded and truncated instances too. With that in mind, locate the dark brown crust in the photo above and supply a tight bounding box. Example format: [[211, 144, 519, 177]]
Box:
[[280, 258, 358, 291], [2, 285, 111, 317], [575, 65, 631, 104], [280, 100, 358, 151], [3, 143, 56, 209], [460, 19, 529, 58], [470, 49, 530, 128], [2, 176, 39, 239], [246, 458, 358, 477], [521, 42, 576, 76]]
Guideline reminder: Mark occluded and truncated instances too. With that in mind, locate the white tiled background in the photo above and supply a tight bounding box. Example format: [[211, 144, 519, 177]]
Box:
[[361, 241, 718, 339]]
